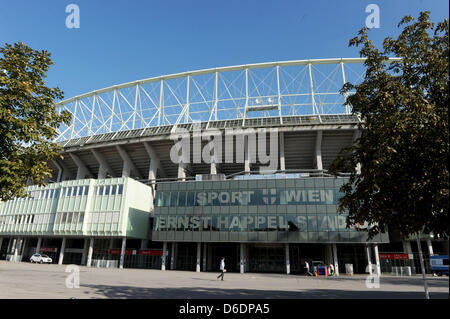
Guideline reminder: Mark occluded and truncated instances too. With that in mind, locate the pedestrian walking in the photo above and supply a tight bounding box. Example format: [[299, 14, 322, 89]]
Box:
[[217, 257, 226, 281], [304, 260, 313, 276], [328, 263, 335, 276]]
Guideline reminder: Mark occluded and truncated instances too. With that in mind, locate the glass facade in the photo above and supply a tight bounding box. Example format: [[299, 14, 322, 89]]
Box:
[[0, 177, 152, 239], [152, 177, 389, 243]]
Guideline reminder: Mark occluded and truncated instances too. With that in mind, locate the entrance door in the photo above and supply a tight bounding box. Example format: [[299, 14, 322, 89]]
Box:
[[209, 243, 239, 272], [248, 244, 285, 273]]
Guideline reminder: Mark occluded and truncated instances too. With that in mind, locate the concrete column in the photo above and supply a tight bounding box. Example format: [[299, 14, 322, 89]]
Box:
[[202, 243, 207, 271], [81, 238, 89, 265], [366, 244, 373, 274], [178, 165, 187, 181], [36, 237, 42, 254], [285, 243, 290, 274], [244, 135, 251, 174], [426, 238, 434, 256], [13, 238, 22, 262], [240, 243, 245, 274], [58, 237, 66, 265], [279, 132, 285, 172], [86, 238, 94, 267], [98, 165, 108, 179], [22, 238, 28, 257], [121, 156, 131, 177], [6, 238, 12, 254], [170, 242, 176, 270], [373, 244, 381, 276], [70, 153, 92, 180], [109, 238, 115, 249], [208, 136, 220, 175], [332, 244, 339, 276], [119, 238, 126, 269], [117, 145, 141, 178], [314, 130, 323, 170], [8, 238, 16, 256], [325, 244, 333, 265], [91, 149, 113, 179], [402, 240, 413, 254], [161, 242, 167, 271], [196, 242, 201, 272]]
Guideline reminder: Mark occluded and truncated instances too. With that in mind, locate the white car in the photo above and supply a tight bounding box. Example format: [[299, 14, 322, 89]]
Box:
[[30, 254, 53, 264]]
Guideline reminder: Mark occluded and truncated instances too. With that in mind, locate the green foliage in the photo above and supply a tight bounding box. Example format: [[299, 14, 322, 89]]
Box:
[[0, 42, 72, 201], [330, 12, 449, 240]]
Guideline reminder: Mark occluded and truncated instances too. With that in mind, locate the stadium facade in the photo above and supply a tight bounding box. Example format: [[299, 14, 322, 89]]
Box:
[[0, 59, 446, 274]]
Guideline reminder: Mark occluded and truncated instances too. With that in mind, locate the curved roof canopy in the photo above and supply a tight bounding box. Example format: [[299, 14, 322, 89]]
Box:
[[55, 58, 401, 142]]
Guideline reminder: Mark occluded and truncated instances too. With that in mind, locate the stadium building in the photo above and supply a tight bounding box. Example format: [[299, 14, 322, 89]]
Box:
[[0, 59, 447, 274]]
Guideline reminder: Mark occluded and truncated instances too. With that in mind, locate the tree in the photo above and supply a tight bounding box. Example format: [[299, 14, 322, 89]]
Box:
[[329, 12, 449, 240], [0, 42, 71, 201]]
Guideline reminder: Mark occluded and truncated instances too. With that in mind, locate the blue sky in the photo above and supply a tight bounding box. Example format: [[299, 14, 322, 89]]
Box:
[[1, 0, 448, 100]]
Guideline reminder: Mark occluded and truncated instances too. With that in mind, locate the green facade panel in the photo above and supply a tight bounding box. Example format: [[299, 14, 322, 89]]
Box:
[[0, 177, 152, 239], [152, 177, 390, 244]]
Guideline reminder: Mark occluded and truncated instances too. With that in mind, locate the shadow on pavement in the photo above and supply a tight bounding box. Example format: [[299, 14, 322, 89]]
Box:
[[80, 284, 449, 299]]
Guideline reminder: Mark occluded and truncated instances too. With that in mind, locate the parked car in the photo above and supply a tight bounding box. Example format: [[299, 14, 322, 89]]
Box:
[[30, 253, 53, 264]]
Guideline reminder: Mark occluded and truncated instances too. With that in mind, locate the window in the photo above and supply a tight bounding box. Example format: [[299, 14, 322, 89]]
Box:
[[98, 213, 105, 223], [78, 187, 83, 196], [307, 215, 318, 232], [54, 189, 60, 199], [112, 212, 120, 223], [444, 259, 449, 266], [105, 186, 111, 196], [91, 213, 99, 223], [98, 186, 104, 196], [84, 186, 89, 196], [178, 192, 186, 207], [186, 192, 195, 206], [162, 192, 170, 207], [117, 185, 123, 195], [155, 192, 163, 207], [111, 185, 117, 196], [78, 212, 84, 224], [72, 212, 78, 224], [170, 192, 178, 207], [105, 212, 112, 223]]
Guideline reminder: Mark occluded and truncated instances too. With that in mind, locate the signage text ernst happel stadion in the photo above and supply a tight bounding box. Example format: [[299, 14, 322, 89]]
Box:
[[154, 189, 351, 231]]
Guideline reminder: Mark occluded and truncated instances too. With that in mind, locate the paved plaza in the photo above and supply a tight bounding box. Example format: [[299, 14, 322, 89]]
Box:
[[0, 261, 448, 299]]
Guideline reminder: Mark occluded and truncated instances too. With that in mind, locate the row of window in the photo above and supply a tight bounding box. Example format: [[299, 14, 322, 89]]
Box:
[[0, 211, 122, 227], [60, 186, 89, 197], [4, 184, 124, 204], [95, 185, 124, 196], [155, 189, 343, 207], [13, 189, 61, 201], [54, 212, 85, 225], [0, 214, 51, 225], [89, 211, 121, 224]]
